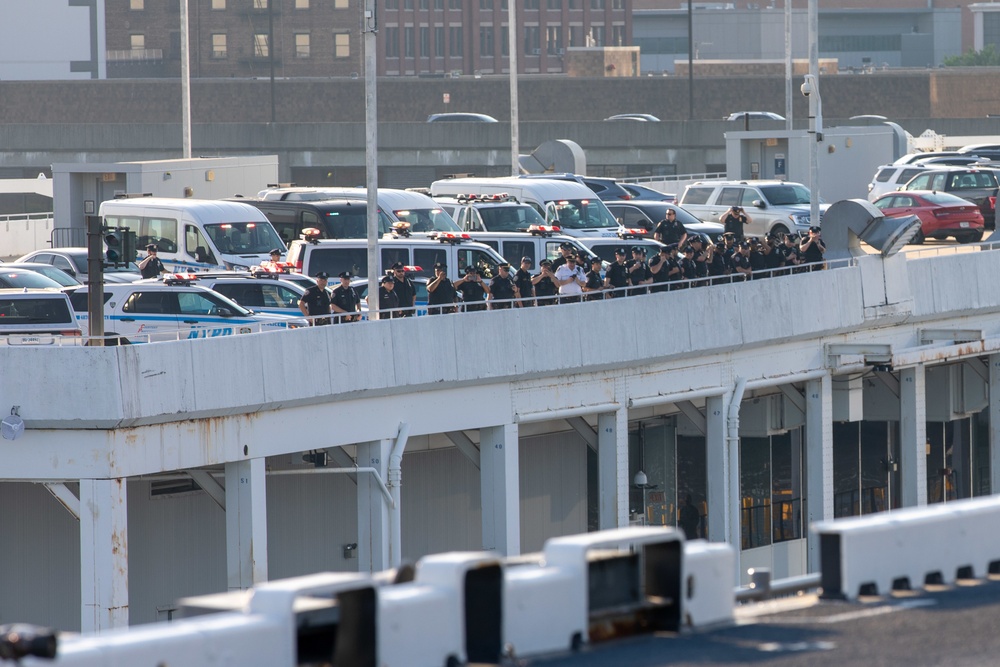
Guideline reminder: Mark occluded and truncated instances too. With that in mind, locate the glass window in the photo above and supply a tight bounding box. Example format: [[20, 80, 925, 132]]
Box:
[[682, 186, 714, 206], [501, 26, 509, 56], [123, 291, 177, 315], [740, 436, 771, 549], [212, 34, 227, 59], [547, 0, 560, 8], [480, 26, 494, 57], [875, 168, 894, 183], [254, 33, 269, 58], [590, 25, 605, 46], [130, 34, 145, 51], [449, 27, 463, 56], [184, 225, 217, 265], [590, 0, 604, 7], [435, 27, 445, 56], [523, 26, 540, 54], [136, 216, 179, 253], [295, 33, 310, 58], [833, 422, 861, 518], [500, 240, 535, 265], [459, 248, 501, 278], [204, 222, 284, 255], [435, 0, 444, 9], [480, 0, 493, 8], [335, 32, 350, 58], [546, 26, 562, 54], [771, 431, 803, 543], [405, 27, 415, 57], [449, 0, 461, 9], [525, 0, 539, 9], [386, 27, 400, 57], [420, 27, 430, 57], [413, 248, 448, 278], [612, 25, 625, 47]]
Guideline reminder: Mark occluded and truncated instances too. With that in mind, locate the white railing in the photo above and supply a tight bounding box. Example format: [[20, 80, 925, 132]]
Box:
[[0, 212, 54, 258]]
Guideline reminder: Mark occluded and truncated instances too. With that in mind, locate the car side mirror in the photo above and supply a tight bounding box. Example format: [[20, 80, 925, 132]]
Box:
[[752, 199, 766, 209], [217, 307, 234, 318]]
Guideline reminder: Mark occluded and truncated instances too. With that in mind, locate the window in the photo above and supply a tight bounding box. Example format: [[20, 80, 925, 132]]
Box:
[[480, 27, 494, 57], [449, 0, 461, 9], [523, 26, 540, 54], [449, 26, 463, 57], [681, 187, 714, 206], [420, 0, 429, 9], [130, 34, 145, 51], [405, 0, 413, 9], [386, 0, 398, 8], [129, 0, 144, 9], [295, 33, 311, 58], [524, 0, 539, 8], [612, 25, 625, 47], [435, 0, 444, 8], [590, 25, 605, 46], [405, 27, 415, 57], [335, 32, 350, 58], [590, 0, 604, 8], [435, 27, 445, 56], [212, 34, 227, 59], [480, 0, 493, 8], [501, 26, 509, 56], [547, 0, 560, 8], [569, 25, 582, 47], [295, 0, 309, 7], [546, 26, 562, 54], [386, 27, 400, 57], [420, 27, 430, 57], [254, 0, 268, 8], [254, 33, 269, 58], [211, 0, 225, 8]]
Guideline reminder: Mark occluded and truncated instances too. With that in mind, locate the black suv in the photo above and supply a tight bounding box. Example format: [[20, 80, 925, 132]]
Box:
[[901, 167, 999, 229]]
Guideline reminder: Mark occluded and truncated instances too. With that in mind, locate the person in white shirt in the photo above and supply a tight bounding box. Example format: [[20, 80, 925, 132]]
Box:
[[554, 254, 586, 304]]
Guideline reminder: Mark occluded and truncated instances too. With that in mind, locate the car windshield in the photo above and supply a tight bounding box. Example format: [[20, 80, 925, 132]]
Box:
[[392, 208, 461, 233], [948, 171, 997, 190], [8, 265, 79, 287], [759, 184, 812, 206], [0, 297, 75, 326], [477, 205, 545, 231], [204, 222, 285, 255], [0, 271, 64, 289], [547, 199, 619, 229]]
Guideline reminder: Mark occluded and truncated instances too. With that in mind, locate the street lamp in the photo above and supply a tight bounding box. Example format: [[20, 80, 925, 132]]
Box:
[[801, 74, 823, 227]]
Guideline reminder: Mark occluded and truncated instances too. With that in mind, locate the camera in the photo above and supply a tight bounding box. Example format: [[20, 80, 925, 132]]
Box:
[[800, 74, 816, 97]]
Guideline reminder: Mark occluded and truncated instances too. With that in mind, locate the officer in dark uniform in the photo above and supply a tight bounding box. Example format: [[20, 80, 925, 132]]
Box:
[[779, 233, 802, 275], [550, 242, 576, 272], [390, 262, 417, 317], [583, 255, 605, 301], [800, 225, 826, 270], [533, 259, 559, 306], [708, 240, 730, 282], [377, 274, 400, 317], [648, 245, 672, 293], [456, 265, 489, 312], [748, 237, 767, 278], [427, 262, 457, 315], [489, 263, 517, 309], [604, 247, 630, 298], [298, 271, 332, 325], [652, 209, 688, 247], [761, 235, 784, 277], [627, 246, 651, 296], [732, 241, 753, 281], [514, 256, 535, 307], [720, 206, 752, 241], [687, 236, 709, 285], [138, 244, 167, 279], [331, 270, 361, 323]]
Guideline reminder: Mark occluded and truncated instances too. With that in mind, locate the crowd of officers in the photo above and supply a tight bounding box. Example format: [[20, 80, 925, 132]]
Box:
[[297, 222, 827, 323]]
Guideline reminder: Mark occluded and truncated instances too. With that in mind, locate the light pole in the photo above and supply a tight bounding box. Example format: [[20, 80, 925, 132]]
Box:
[[802, 73, 822, 227], [363, 0, 380, 318]]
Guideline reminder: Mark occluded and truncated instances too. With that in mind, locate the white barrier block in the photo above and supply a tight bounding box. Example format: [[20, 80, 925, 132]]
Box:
[[814, 495, 1000, 599], [682, 540, 736, 628]]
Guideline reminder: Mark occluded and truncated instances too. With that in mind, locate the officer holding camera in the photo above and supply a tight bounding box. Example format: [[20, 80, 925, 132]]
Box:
[[800, 225, 826, 270], [720, 205, 753, 241], [456, 265, 490, 312]]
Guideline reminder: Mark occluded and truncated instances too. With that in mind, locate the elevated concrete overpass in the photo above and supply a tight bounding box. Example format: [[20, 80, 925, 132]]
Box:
[[3, 245, 1000, 632]]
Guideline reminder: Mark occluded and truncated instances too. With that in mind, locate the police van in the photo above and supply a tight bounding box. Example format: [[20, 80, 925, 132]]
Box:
[[66, 276, 304, 344], [99, 197, 288, 274], [232, 198, 395, 247], [286, 233, 507, 284], [0, 289, 83, 345], [429, 177, 622, 238], [253, 186, 461, 235]]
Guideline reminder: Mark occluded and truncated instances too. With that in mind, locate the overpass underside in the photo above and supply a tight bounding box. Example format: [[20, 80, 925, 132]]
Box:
[[3, 246, 1000, 631]]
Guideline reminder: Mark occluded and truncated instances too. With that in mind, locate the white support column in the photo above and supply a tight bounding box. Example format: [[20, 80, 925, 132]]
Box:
[[225, 458, 268, 591], [480, 423, 520, 556], [597, 406, 629, 530], [991, 354, 1000, 495], [80, 478, 128, 633], [805, 375, 833, 573], [705, 394, 727, 542], [899, 365, 928, 508], [356, 439, 392, 572]]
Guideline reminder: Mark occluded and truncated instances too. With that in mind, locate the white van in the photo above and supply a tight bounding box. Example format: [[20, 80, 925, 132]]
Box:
[[429, 177, 622, 238], [255, 186, 461, 233], [99, 197, 288, 273]]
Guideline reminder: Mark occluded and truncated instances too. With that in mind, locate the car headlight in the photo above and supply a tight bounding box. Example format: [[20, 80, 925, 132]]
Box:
[[790, 213, 811, 228], [225, 262, 250, 271]]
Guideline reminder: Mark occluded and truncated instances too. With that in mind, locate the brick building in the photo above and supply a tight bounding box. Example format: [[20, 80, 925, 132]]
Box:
[[104, 0, 630, 78]]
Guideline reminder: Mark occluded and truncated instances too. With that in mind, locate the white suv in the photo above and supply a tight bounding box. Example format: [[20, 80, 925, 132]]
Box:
[[867, 164, 930, 202], [678, 180, 826, 237]]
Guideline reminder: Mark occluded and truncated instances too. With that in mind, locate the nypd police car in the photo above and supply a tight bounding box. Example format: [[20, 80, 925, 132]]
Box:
[[66, 274, 305, 343]]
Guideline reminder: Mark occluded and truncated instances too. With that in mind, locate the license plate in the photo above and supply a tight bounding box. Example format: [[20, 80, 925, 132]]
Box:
[[960, 222, 969, 228]]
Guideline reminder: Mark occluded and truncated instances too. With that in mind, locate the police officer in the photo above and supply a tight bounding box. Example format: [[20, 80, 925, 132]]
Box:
[[780, 233, 802, 275], [489, 263, 518, 309], [427, 262, 457, 315], [720, 205, 752, 241], [298, 271, 332, 325], [390, 262, 417, 317], [268, 248, 283, 265], [687, 236, 709, 283], [376, 274, 400, 317], [627, 246, 651, 295], [331, 270, 361, 323], [138, 244, 167, 279], [648, 245, 672, 293], [550, 242, 576, 271], [800, 225, 826, 270], [456, 265, 490, 312], [532, 259, 559, 306], [652, 209, 688, 247], [732, 241, 753, 281], [604, 247, 630, 298], [583, 255, 605, 301], [514, 256, 535, 307]]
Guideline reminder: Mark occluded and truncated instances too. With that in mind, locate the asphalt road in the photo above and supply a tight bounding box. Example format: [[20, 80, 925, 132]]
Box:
[[525, 578, 1000, 667]]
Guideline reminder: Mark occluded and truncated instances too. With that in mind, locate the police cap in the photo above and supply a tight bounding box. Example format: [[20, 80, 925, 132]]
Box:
[[688, 235, 703, 244], [338, 271, 352, 279], [630, 246, 643, 254], [269, 248, 283, 256], [590, 255, 603, 264], [433, 262, 447, 270], [614, 247, 627, 256], [498, 262, 511, 270], [391, 261, 405, 270], [380, 275, 394, 284], [146, 244, 157, 252], [520, 256, 533, 264], [559, 242, 574, 250], [465, 265, 478, 273], [315, 271, 330, 279]]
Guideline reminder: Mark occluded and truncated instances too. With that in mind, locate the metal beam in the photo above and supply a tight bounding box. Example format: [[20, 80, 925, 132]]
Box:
[[42, 482, 80, 520], [873, 369, 900, 398], [515, 402, 621, 423], [675, 400, 706, 436], [187, 470, 226, 511], [778, 385, 806, 415], [919, 328, 982, 345], [328, 447, 359, 484], [445, 431, 481, 469], [565, 416, 598, 452], [964, 357, 989, 383], [826, 343, 893, 369]]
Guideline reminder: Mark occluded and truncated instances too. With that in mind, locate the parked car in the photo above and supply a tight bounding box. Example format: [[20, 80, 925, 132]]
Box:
[[0, 269, 67, 290], [726, 111, 785, 122], [604, 113, 660, 122], [16, 248, 142, 283], [871, 191, 985, 244], [867, 164, 932, 202], [678, 180, 826, 238], [619, 183, 677, 202], [900, 167, 999, 229], [519, 173, 633, 202], [0, 262, 82, 287], [426, 112, 498, 123], [892, 152, 965, 165], [0, 288, 82, 345], [604, 201, 725, 241]]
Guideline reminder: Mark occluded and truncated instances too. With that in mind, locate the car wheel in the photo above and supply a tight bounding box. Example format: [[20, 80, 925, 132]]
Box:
[[957, 231, 983, 244], [770, 224, 789, 238], [910, 229, 925, 245]]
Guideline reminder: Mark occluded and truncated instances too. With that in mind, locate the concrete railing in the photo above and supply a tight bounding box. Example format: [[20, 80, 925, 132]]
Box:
[[22, 527, 733, 667]]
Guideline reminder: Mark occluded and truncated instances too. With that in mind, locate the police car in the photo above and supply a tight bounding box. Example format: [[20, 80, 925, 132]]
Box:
[[66, 274, 305, 343], [0, 289, 83, 345], [190, 269, 313, 319]]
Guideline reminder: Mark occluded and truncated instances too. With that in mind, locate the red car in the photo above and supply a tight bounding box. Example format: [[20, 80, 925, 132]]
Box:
[[872, 190, 985, 244]]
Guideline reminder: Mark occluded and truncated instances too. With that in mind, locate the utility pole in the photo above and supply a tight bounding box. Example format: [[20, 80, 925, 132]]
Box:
[[86, 215, 105, 346], [180, 0, 192, 158], [508, 0, 520, 175], [364, 0, 380, 319]]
